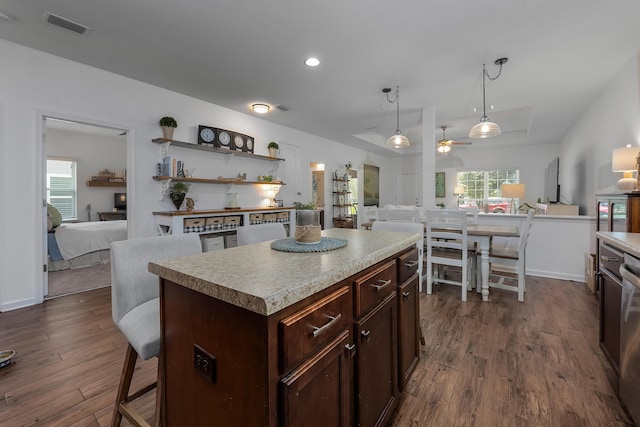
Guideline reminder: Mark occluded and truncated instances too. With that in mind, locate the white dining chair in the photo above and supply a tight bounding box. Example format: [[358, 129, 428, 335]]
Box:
[[371, 220, 424, 290], [458, 206, 479, 224], [237, 222, 287, 246], [477, 209, 534, 301], [425, 209, 474, 301]]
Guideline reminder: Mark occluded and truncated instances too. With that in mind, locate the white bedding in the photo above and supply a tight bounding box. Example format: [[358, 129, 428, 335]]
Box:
[[54, 220, 127, 260]]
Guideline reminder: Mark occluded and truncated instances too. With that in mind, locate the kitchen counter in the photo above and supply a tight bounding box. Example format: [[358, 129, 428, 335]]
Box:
[[148, 228, 420, 315], [596, 231, 640, 259]]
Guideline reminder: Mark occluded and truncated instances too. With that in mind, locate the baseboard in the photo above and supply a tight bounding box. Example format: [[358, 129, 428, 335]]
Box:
[[526, 268, 585, 283], [0, 297, 39, 312]]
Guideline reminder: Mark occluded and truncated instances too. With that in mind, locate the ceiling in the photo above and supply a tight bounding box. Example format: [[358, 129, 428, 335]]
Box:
[[2, 0, 640, 155]]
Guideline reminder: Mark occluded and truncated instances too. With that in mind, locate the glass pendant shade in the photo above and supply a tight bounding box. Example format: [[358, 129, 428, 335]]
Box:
[[469, 118, 501, 138], [385, 86, 410, 148], [387, 132, 410, 149], [469, 60, 507, 139]]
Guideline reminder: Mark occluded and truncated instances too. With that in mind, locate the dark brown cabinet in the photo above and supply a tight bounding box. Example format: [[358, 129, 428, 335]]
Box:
[[280, 330, 353, 427], [160, 245, 420, 426], [596, 193, 640, 373], [355, 293, 397, 427], [396, 247, 420, 391], [598, 242, 624, 374], [353, 259, 399, 427], [398, 274, 419, 390]]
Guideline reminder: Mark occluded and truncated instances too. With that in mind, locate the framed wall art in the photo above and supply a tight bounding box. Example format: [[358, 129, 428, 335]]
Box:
[[364, 164, 380, 206], [435, 172, 445, 198]]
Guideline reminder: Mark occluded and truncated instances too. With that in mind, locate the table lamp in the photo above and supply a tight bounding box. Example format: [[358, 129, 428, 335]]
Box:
[[501, 183, 525, 214], [453, 185, 465, 207], [612, 146, 639, 191]]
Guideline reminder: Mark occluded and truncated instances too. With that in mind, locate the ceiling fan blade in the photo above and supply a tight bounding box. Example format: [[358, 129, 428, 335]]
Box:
[[450, 141, 472, 145]]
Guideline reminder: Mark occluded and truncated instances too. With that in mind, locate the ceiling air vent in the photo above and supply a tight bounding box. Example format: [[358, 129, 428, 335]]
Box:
[[275, 104, 290, 112], [43, 12, 91, 35]]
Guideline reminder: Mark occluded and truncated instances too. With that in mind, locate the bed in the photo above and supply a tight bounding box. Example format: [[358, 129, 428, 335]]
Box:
[[47, 220, 127, 272]]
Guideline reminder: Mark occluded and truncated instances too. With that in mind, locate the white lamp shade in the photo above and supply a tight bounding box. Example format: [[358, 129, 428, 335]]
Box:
[[453, 185, 465, 195], [501, 183, 526, 199], [612, 147, 639, 172], [612, 146, 639, 191], [437, 143, 451, 153], [469, 119, 501, 139]]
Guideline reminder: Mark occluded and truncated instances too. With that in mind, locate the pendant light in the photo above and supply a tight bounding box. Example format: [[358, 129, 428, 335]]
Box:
[[469, 57, 508, 139], [384, 86, 410, 148]]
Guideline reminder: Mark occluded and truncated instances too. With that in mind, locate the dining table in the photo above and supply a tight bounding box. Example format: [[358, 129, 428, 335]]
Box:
[[465, 223, 520, 301]]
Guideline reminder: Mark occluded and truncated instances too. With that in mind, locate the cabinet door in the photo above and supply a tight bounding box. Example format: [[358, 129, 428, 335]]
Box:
[[355, 293, 398, 427], [280, 330, 353, 427], [597, 199, 610, 232], [611, 199, 629, 232], [600, 272, 622, 373], [398, 274, 419, 391]]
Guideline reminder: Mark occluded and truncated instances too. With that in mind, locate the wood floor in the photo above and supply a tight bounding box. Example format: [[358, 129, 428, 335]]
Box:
[[0, 277, 634, 426]]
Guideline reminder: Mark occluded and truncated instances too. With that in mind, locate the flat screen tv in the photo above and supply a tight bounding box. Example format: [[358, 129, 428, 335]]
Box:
[[114, 193, 127, 210], [544, 157, 560, 203]]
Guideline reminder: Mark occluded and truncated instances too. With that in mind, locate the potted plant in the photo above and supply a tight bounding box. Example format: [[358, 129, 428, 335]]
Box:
[[159, 116, 178, 140], [267, 141, 279, 158], [168, 180, 189, 210]]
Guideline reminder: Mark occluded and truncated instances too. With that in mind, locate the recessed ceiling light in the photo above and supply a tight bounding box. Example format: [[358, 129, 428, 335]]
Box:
[[251, 103, 270, 114], [305, 57, 320, 67]]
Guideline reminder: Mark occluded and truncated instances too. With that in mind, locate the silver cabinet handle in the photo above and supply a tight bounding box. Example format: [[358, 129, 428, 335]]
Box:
[[345, 343, 356, 357], [404, 260, 419, 268], [360, 330, 371, 342], [371, 279, 392, 291], [402, 291, 410, 299], [601, 256, 620, 262], [311, 314, 341, 338]]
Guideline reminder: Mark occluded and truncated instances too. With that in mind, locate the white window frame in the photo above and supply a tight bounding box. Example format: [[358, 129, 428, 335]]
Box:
[[47, 157, 78, 221], [456, 169, 520, 213]]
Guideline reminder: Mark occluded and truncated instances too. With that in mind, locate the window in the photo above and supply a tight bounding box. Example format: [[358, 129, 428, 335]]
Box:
[[456, 169, 519, 213], [47, 158, 77, 221]]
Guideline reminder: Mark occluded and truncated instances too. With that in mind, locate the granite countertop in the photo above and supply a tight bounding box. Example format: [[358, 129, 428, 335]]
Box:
[[148, 228, 420, 316], [596, 231, 640, 259]]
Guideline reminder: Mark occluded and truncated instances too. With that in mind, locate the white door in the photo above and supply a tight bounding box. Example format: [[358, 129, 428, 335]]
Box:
[[394, 173, 420, 206]]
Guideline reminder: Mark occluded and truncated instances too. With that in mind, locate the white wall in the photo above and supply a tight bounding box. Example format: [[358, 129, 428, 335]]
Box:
[[0, 40, 399, 311], [436, 143, 561, 210], [47, 128, 127, 220], [561, 52, 640, 215]]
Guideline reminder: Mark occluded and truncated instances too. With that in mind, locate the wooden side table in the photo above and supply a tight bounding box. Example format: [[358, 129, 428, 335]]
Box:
[[98, 211, 127, 221]]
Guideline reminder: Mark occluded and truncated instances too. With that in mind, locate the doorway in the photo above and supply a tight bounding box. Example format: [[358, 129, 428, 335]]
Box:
[[43, 117, 129, 298]]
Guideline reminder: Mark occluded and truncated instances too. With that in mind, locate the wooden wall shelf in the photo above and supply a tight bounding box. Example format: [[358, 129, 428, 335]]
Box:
[[86, 181, 126, 187], [152, 138, 285, 161], [152, 176, 285, 186]]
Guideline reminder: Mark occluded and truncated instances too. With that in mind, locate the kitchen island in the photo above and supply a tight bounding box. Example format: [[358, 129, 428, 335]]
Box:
[[149, 228, 422, 426]]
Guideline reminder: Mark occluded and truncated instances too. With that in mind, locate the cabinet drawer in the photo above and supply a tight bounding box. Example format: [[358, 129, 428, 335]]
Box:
[[279, 286, 352, 373], [600, 243, 623, 281], [397, 247, 419, 284], [354, 259, 396, 318]]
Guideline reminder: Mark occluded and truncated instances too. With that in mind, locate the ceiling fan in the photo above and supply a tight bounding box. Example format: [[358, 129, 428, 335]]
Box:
[[437, 126, 472, 153]]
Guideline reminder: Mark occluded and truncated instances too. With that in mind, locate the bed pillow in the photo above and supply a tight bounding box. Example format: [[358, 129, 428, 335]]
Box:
[[47, 203, 62, 230]]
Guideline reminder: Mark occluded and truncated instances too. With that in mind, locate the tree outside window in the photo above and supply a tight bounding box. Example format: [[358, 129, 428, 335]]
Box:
[[457, 169, 519, 213]]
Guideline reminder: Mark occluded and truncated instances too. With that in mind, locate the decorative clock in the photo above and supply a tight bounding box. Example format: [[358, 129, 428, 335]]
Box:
[[232, 133, 245, 151], [197, 125, 216, 146]]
